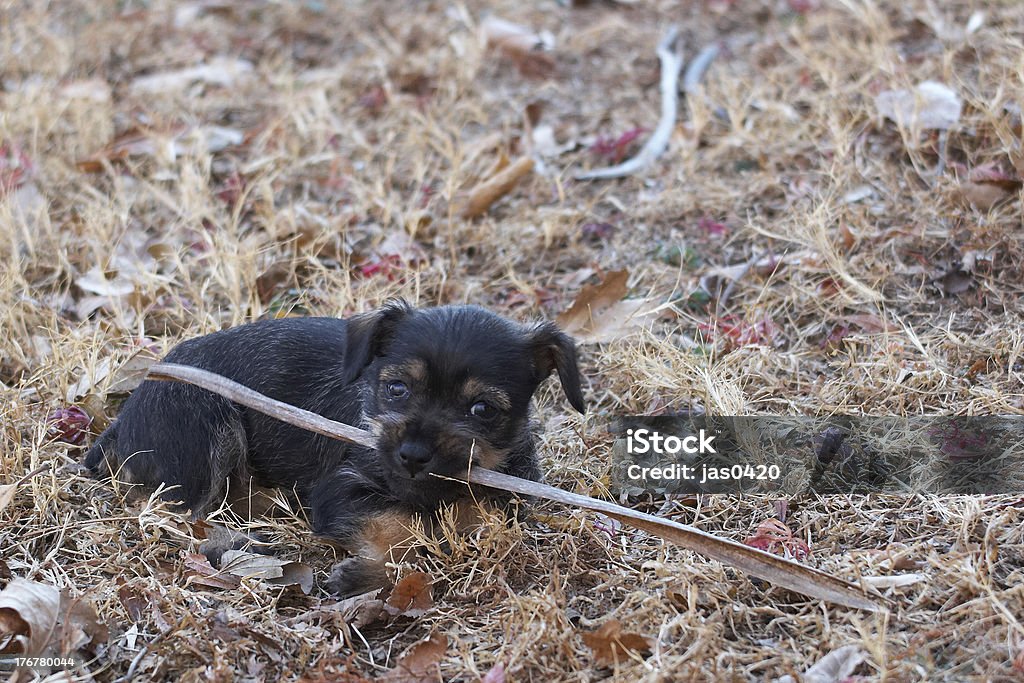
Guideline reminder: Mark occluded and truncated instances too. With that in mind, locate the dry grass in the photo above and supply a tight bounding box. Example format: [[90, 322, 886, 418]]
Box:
[[2, 0, 1024, 680]]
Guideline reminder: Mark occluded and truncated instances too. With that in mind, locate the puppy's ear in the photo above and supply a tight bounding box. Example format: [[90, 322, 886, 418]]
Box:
[[530, 322, 586, 414], [343, 299, 412, 382]]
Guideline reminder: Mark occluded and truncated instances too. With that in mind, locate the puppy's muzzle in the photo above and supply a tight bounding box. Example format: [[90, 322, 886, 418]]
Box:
[[398, 439, 433, 476]]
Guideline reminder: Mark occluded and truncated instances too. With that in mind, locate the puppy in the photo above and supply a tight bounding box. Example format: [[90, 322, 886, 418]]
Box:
[[84, 300, 585, 595]]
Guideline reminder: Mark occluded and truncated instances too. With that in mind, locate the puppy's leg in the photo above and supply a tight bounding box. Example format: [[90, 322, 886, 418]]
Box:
[[323, 510, 421, 597], [86, 383, 247, 517], [83, 423, 119, 474], [309, 470, 418, 596]]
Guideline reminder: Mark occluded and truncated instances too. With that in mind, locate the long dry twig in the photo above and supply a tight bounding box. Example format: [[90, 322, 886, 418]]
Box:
[[146, 362, 882, 611], [574, 26, 686, 181]]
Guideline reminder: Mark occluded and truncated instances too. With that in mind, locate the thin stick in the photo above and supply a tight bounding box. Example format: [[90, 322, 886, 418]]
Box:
[[145, 362, 882, 611], [575, 26, 685, 181], [146, 363, 375, 448]]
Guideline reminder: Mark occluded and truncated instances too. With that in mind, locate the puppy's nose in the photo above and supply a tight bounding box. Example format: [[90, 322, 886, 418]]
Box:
[[398, 441, 433, 475]]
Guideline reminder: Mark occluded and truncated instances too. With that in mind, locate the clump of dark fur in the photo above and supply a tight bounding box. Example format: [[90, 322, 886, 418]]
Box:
[[84, 300, 585, 595]]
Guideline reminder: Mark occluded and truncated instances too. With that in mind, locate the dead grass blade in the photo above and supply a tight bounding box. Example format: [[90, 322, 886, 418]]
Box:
[[145, 363, 882, 611]]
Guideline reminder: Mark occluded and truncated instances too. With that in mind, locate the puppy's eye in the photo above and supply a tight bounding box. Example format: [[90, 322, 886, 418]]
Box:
[[470, 401, 495, 419], [385, 381, 410, 399]]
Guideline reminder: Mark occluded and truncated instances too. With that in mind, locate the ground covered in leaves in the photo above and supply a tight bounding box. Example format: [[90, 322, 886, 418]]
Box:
[[2, 0, 1024, 680]]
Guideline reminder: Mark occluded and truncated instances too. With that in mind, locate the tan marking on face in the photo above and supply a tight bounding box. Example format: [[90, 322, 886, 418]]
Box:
[[433, 432, 510, 471], [379, 359, 427, 384], [462, 378, 512, 411], [470, 442, 510, 470]]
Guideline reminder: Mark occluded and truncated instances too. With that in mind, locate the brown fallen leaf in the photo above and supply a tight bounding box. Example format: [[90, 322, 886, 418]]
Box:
[[0, 580, 106, 658], [457, 156, 534, 218], [310, 590, 387, 630], [58, 592, 108, 655], [480, 17, 555, 78], [220, 550, 314, 594], [743, 518, 811, 560], [933, 268, 972, 295], [381, 632, 448, 683], [957, 181, 1013, 210], [556, 270, 655, 343], [117, 581, 147, 622], [183, 552, 241, 591], [384, 571, 433, 617], [0, 579, 60, 655], [256, 261, 294, 304], [581, 619, 652, 667], [107, 351, 159, 395]]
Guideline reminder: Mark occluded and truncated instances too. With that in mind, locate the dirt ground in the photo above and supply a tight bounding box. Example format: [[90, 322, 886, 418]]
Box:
[[2, 0, 1023, 680]]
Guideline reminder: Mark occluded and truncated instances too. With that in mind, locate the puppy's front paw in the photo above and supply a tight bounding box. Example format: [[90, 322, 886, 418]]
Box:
[[325, 557, 389, 598]]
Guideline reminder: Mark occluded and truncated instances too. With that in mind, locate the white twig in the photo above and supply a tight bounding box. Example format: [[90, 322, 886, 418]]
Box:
[[575, 26, 685, 180], [683, 43, 720, 94]]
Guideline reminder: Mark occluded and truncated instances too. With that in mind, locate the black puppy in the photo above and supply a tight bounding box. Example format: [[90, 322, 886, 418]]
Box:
[[84, 300, 585, 595]]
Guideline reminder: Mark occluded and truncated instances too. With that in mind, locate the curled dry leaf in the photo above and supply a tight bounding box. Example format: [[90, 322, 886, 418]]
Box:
[[107, 351, 159, 395], [220, 550, 314, 594], [457, 156, 534, 218], [875, 81, 961, 131], [310, 590, 386, 630], [47, 406, 92, 445], [955, 162, 1022, 210], [581, 619, 652, 667], [556, 270, 655, 344], [775, 644, 867, 683], [480, 17, 555, 78], [380, 632, 447, 683], [384, 571, 433, 617], [0, 580, 59, 656], [183, 552, 242, 591], [0, 580, 106, 658], [743, 518, 811, 560]]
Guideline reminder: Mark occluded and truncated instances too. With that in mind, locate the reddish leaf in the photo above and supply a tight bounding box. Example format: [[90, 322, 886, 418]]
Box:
[[590, 128, 646, 164], [698, 315, 780, 350], [581, 619, 652, 667], [580, 222, 615, 242], [0, 142, 33, 193], [380, 632, 447, 683], [697, 215, 728, 237], [358, 86, 389, 114], [743, 518, 810, 559], [384, 572, 433, 617], [821, 324, 850, 352], [47, 407, 93, 445], [216, 171, 246, 205]]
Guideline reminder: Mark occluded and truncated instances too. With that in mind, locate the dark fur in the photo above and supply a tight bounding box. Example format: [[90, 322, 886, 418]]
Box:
[[84, 301, 585, 595]]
